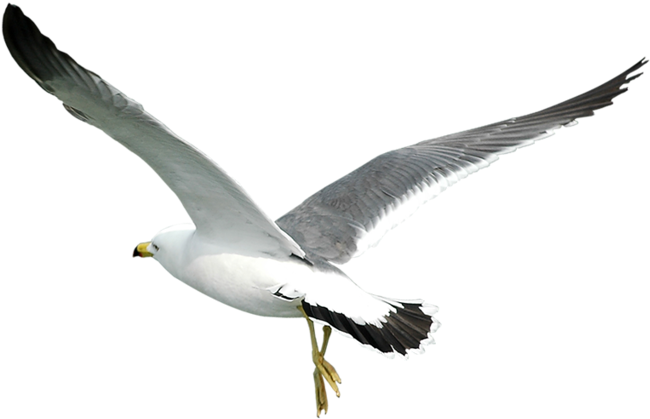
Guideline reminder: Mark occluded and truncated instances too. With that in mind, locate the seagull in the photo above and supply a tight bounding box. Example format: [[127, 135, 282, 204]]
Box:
[[3, 4, 645, 416]]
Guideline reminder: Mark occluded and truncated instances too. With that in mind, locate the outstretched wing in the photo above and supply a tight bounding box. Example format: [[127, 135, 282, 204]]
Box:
[[3, 4, 304, 258], [277, 59, 646, 264]]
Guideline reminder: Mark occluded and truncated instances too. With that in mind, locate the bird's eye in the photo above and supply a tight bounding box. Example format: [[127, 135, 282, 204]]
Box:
[[152, 244, 160, 251]]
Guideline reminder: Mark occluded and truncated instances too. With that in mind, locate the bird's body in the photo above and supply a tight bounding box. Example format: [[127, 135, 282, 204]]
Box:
[[148, 224, 430, 325], [148, 225, 326, 319], [140, 225, 304, 318]]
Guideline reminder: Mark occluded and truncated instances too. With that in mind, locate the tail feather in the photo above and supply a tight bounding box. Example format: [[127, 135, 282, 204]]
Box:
[[302, 298, 440, 356]]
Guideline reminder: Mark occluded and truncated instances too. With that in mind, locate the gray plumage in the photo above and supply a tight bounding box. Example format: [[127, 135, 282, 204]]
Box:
[[277, 59, 646, 264]]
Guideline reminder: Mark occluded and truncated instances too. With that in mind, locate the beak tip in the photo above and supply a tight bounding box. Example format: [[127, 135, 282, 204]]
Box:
[[133, 242, 153, 258]]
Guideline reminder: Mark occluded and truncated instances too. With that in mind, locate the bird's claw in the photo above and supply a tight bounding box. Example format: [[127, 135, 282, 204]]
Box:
[[313, 354, 342, 416]]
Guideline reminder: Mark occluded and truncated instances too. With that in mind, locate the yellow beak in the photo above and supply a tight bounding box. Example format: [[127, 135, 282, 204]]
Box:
[[133, 241, 154, 258]]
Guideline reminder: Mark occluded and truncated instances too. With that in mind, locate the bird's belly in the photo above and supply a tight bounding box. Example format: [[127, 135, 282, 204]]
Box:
[[172, 253, 308, 318]]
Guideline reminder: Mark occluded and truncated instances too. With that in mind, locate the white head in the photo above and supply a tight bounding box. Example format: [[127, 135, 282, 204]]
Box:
[[133, 224, 195, 277]]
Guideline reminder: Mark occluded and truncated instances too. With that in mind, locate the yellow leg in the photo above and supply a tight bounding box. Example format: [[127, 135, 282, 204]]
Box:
[[299, 306, 342, 417]]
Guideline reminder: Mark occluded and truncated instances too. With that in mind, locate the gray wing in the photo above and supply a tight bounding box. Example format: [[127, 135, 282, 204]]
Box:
[[3, 5, 305, 258], [277, 59, 646, 264]]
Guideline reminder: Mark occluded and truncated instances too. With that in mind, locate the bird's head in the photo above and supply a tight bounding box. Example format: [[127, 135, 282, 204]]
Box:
[[132, 224, 195, 273]]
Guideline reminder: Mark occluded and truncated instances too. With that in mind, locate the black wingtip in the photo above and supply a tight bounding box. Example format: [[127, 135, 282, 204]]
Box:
[[607, 57, 646, 89], [3, 3, 59, 92], [626, 57, 647, 74], [3, 4, 23, 42], [2, 3, 44, 84]]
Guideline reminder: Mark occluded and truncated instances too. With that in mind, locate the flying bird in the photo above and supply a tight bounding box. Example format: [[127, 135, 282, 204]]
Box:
[[3, 4, 645, 416]]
